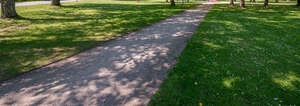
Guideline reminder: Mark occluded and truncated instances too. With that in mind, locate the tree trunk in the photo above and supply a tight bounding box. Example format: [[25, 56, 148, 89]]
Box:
[[253, 0, 255, 2], [230, 0, 234, 5], [51, 0, 61, 6], [166, 0, 169, 2], [1, 0, 18, 18], [275, 0, 279, 3], [170, 0, 175, 6], [297, 0, 300, 6], [240, 0, 245, 8], [264, 0, 268, 8], [286, 0, 289, 2]]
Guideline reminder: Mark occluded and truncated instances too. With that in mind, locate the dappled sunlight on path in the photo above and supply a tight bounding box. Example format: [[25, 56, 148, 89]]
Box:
[[0, 4, 211, 106]]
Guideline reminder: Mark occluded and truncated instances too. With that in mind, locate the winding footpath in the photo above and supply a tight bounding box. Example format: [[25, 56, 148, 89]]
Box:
[[0, 4, 212, 106]]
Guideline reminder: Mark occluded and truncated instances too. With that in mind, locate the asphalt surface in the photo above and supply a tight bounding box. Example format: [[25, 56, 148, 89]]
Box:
[[0, 4, 212, 106]]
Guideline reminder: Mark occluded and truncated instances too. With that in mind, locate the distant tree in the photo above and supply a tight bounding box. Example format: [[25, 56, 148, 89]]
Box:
[[264, 0, 268, 8], [170, 0, 175, 6], [51, 0, 60, 6], [275, 0, 279, 3], [0, 0, 18, 18], [250, 0, 256, 2], [166, 0, 168, 2], [230, 0, 234, 5], [240, 0, 245, 8], [297, 0, 300, 6]]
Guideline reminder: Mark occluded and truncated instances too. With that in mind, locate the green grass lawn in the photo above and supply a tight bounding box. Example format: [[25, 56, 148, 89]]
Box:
[[0, 0, 197, 80], [150, 4, 300, 105]]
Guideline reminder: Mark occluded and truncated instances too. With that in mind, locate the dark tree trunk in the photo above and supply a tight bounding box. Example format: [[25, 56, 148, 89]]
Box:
[[51, 0, 61, 6], [264, 0, 268, 8], [240, 0, 245, 8], [275, 0, 279, 3], [230, 0, 234, 5], [253, 0, 255, 2], [170, 0, 175, 6], [1, 0, 18, 18], [297, 0, 300, 6], [166, 0, 168, 2]]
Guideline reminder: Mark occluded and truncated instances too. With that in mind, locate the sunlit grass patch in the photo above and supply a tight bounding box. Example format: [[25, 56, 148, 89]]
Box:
[[150, 4, 300, 105]]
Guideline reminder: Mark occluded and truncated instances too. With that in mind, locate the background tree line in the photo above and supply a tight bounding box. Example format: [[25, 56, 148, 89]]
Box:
[[0, 0, 60, 18], [228, 0, 300, 8], [1, 0, 300, 19]]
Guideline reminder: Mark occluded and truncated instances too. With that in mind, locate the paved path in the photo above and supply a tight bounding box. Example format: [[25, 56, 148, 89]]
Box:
[[0, 5, 211, 106], [16, 0, 77, 7]]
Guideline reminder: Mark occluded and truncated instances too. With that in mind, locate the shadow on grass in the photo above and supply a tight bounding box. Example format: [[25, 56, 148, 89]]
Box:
[[149, 4, 300, 105]]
